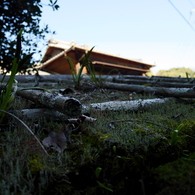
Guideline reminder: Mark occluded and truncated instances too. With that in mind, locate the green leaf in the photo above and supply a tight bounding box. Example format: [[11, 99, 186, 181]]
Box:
[[66, 56, 79, 87], [95, 167, 102, 178], [18, 53, 34, 72], [113, 145, 116, 154], [170, 130, 179, 146], [97, 180, 113, 192], [0, 60, 18, 122], [117, 156, 131, 160], [15, 29, 23, 62], [176, 124, 184, 131], [0, 30, 23, 122]]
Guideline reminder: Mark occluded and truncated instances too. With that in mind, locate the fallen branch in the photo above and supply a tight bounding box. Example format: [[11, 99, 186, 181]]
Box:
[[16, 89, 82, 117], [17, 82, 60, 87], [0, 74, 73, 83], [123, 75, 195, 83], [103, 82, 195, 98], [13, 108, 97, 122], [83, 97, 175, 112], [13, 108, 67, 120], [1, 74, 194, 85], [113, 78, 195, 88], [42, 114, 97, 152]]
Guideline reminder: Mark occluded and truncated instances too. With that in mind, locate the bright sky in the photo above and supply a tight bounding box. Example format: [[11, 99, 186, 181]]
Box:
[[40, 0, 195, 74]]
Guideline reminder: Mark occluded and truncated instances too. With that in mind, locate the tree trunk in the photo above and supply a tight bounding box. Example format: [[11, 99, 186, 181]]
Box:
[[103, 82, 195, 98], [16, 89, 82, 117]]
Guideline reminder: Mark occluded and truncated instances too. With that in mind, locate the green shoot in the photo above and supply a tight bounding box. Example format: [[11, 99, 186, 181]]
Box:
[[66, 47, 94, 89], [112, 145, 116, 154], [66, 56, 85, 89], [95, 167, 113, 192], [170, 124, 186, 146], [0, 30, 23, 122], [97, 181, 113, 192], [95, 167, 102, 178]]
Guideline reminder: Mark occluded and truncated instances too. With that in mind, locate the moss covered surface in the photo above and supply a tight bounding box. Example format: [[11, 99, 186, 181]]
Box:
[[0, 87, 195, 194]]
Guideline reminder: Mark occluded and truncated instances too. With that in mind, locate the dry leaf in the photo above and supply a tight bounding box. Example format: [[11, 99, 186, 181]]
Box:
[[42, 131, 67, 153]]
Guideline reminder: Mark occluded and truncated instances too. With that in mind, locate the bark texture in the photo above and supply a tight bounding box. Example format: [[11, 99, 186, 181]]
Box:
[[123, 75, 195, 83], [103, 82, 195, 98], [16, 89, 82, 117], [83, 97, 175, 112], [113, 78, 195, 88], [13, 108, 67, 120]]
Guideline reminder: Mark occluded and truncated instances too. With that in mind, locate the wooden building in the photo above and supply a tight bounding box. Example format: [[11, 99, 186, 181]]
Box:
[[40, 39, 155, 75]]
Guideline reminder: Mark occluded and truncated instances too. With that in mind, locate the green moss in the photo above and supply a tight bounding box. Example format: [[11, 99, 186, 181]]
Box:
[[152, 153, 195, 195], [28, 155, 45, 173], [1, 82, 195, 194]]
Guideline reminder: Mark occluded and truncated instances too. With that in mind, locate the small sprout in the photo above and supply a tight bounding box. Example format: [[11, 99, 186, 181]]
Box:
[[95, 167, 102, 178], [97, 181, 113, 192], [113, 145, 116, 154], [95, 167, 113, 192], [170, 124, 187, 146], [116, 156, 131, 160]]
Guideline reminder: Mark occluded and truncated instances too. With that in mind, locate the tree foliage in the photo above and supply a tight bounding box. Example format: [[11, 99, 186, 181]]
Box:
[[0, 0, 59, 74], [156, 67, 195, 77]]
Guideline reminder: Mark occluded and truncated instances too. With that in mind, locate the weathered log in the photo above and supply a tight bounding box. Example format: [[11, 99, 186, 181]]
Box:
[[16, 89, 82, 117], [123, 75, 195, 83], [1, 74, 194, 84], [0, 74, 116, 84], [113, 78, 195, 88], [13, 108, 68, 120], [83, 97, 175, 112], [0, 74, 73, 83], [17, 82, 59, 87], [103, 82, 195, 98], [14, 108, 97, 123], [17, 98, 175, 118]]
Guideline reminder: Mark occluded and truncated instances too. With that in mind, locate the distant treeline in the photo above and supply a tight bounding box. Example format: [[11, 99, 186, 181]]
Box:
[[153, 67, 195, 77]]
